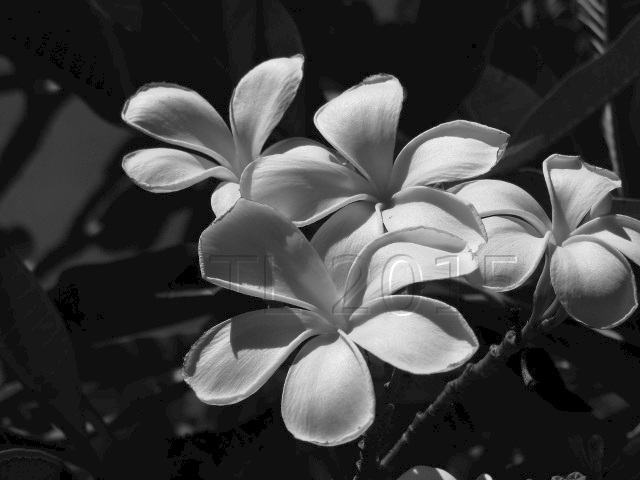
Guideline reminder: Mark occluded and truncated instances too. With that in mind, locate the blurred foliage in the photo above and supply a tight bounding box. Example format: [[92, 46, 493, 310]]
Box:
[[3, 0, 640, 479]]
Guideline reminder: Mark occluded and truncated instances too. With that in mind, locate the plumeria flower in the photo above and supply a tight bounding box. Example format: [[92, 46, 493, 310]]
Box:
[[121, 55, 303, 216], [240, 75, 509, 277], [452, 155, 640, 329], [397, 466, 458, 480], [183, 199, 480, 445]]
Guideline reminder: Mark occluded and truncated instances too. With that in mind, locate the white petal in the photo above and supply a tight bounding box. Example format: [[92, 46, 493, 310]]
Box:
[[230, 55, 304, 172], [314, 75, 402, 192], [382, 186, 487, 250], [261, 137, 335, 158], [282, 331, 375, 445], [183, 308, 320, 404], [122, 148, 237, 193], [397, 466, 458, 480], [210, 181, 241, 217], [311, 202, 384, 296], [451, 179, 551, 233], [348, 296, 478, 374], [240, 153, 376, 226], [543, 155, 621, 240], [344, 227, 478, 307], [199, 199, 341, 314], [390, 120, 509, 191], [122, 84, 235, 170], [471, 216, 550, 291], [572, 214, 640, 266], [551, 236, 637, 329]]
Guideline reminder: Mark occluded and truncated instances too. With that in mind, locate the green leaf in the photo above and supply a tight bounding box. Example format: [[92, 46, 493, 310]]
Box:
[[497, 12, 640, 173]]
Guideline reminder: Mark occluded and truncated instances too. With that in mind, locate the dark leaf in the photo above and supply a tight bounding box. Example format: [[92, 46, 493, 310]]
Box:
[[497, 12, 640, 173], [521, 348, 592, 412], [0, 448, 77, 479], [0, 241, 86, 440]]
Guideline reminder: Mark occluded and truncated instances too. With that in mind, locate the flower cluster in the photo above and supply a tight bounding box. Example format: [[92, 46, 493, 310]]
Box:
[[121, 55, 640, 447]]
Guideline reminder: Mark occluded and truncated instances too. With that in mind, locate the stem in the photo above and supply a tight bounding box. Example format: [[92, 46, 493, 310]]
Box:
[[380, 290, 562, 474]]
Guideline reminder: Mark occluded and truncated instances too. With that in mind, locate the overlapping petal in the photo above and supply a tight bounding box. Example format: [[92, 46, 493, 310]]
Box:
[[240, 153, 376, 225], [230, 55, 304, 173], [310, 202, 384, 296], [261, 137, 336, 158], [122, 84, 235, 170], [572, 214, 640, 266], [451, 179, 551, 233], [397, 466, 458, 480], [344, 227, 478, 307], [471, 216, 550, 291], [348, 296, 478, 374], [543, 155, 621, 241], [389, 120, 509, 191], [210, 181, 241, 217], [183, 308, 321, 405], [382, 186, 487, 250], [314, 75, 402, 192], [122, 148, 237, 193], [282, 331, 375, 445], [551, 236, 638, 328], [199, 199, 340, 314]]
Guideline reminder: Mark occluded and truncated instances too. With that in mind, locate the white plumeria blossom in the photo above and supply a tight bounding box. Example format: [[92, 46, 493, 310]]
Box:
[[240, 75, 509, 274], [121, 55, 303, 216], [453, 154, 640, 329], [183, 199, 480, 445]]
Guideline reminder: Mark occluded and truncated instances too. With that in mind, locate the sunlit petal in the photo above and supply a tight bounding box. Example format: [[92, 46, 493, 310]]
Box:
[[572, 214, 640, 266], [543, 155, 621, 240], [451, 179, 551, 233], [551, 236, 637, 328], [311, 202, 384, 297], [314, 75, 402, 191], [344, 227, 478, 307], [199, 199, 341, 314], [122, 84, 235, 170], [397, 466, 457, 480], [183, 308, 321, 404], [230, 55, 304, 172], [348, 296, 478, 374], [282, 331, 375, 445], [470, 216, 550, 291], [210, 181, 241, 217], [382, 186, 487, 250], [390, 120, 508, 191], [122, 148, 237, 193], [261, 137, 335, 158], [240, 153, 376, 226]]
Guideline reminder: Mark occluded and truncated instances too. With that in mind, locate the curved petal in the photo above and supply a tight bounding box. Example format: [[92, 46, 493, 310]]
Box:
[[343, 227, 478, 308], [397, 466, 457, 480], [230, 55, 304, 172], [543, 155, 621, 241], [122, 84, 235, 170], [470, 216, 550, 291], [314, 75, 402, 192], [311, 202, 384, 297], [240, 153, 376, 226], [551, 236, 637, 329], [122, 148, 237, 193], [183, 308, 321, 404], [572, 214, 640, 266], [451, 179, 551, 233], [348, 296, 478, 374], [282, 331, 375, 445], [262, 137, 334, 157], [199, 199, 341, 314], [389, 120, 509, 191], [210, 181, 241, 217], [382, 186, 487, 250]]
